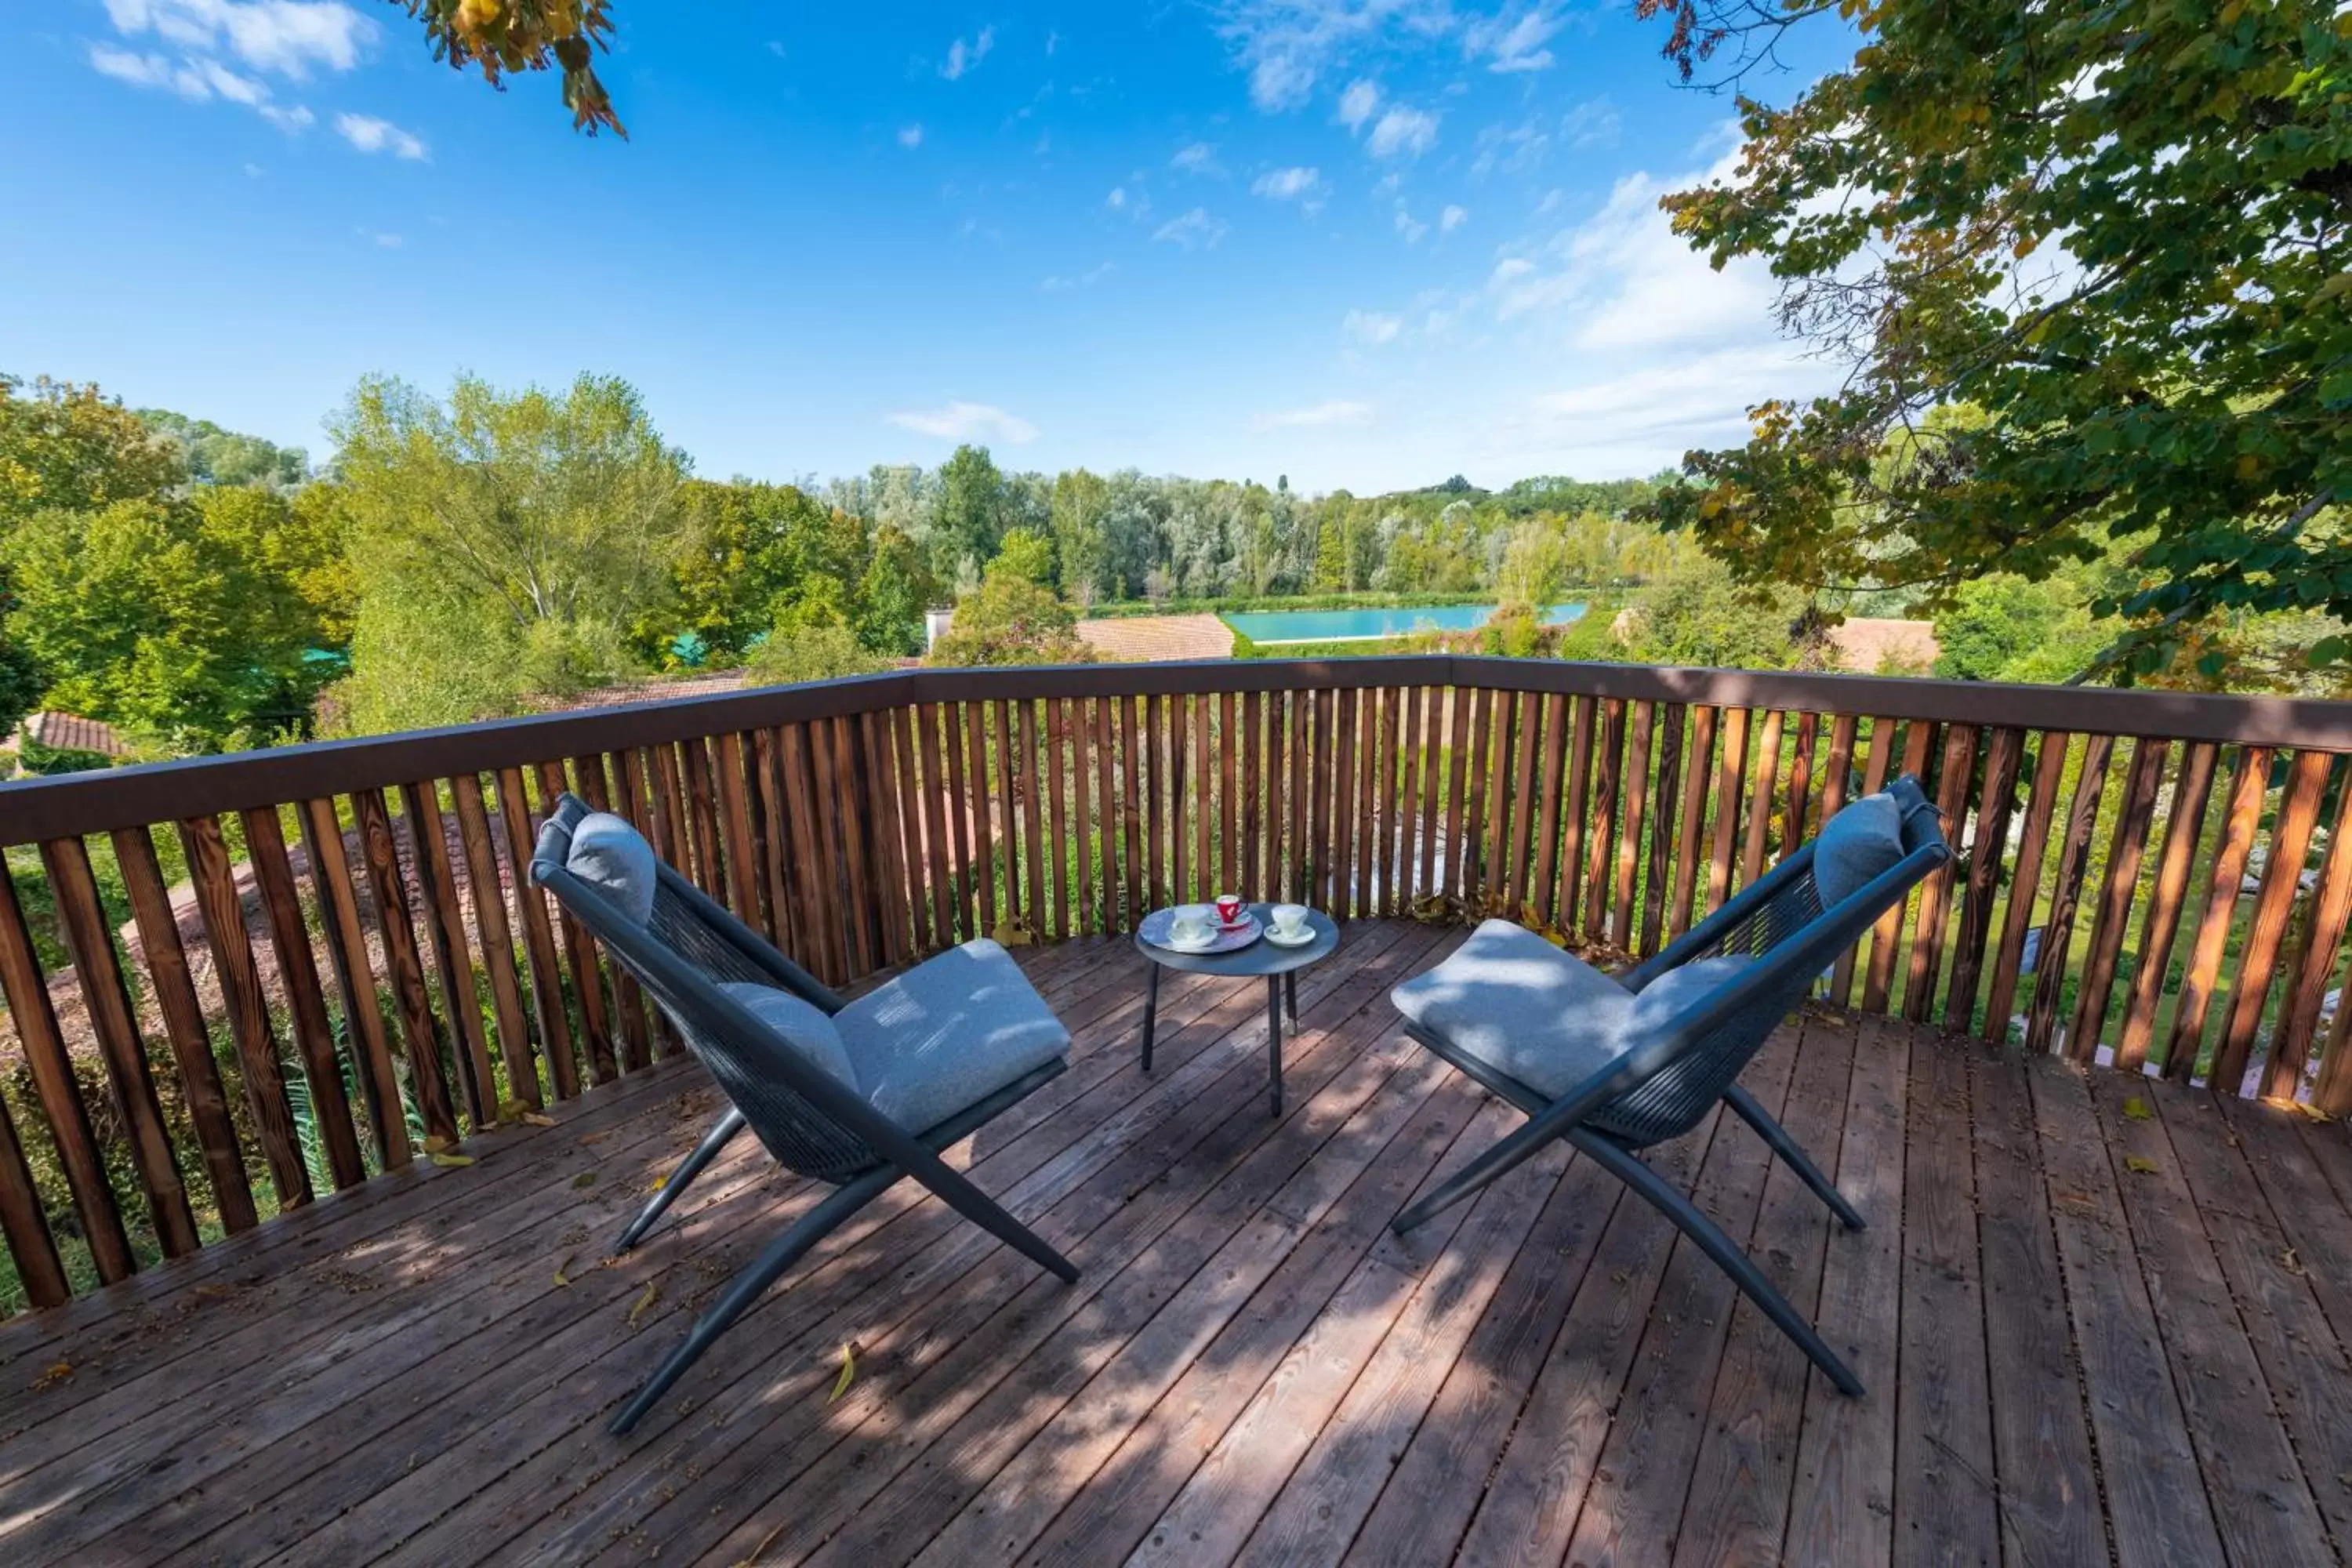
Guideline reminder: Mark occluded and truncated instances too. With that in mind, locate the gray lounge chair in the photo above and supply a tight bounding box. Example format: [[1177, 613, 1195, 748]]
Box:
[[1388, 775, 1951, 1395], [529, 795, 1079, 1435]]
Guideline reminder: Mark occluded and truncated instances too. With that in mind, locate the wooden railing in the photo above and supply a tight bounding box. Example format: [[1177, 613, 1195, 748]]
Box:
[[1, 656, 2347, 1312]]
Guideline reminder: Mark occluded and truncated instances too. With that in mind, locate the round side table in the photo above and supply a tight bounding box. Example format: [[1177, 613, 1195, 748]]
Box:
[[1133, 903, 1341, 1116]]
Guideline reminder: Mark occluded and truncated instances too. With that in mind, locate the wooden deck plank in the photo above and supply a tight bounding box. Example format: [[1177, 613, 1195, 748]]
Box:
[[2, 929, 2351, 1568]]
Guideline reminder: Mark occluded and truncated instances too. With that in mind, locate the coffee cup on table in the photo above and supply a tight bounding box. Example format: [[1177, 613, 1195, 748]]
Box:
[[1272, 903, 1309, 938], [1215, 894, 1243, 927], [1170, 906, 1213, 945]]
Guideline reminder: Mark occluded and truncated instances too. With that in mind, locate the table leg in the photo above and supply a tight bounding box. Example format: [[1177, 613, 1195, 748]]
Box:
[[1266, 976, 1283, 1117], [1284, 971, 1298, 1030], [1141, 964, 1160, 1073]]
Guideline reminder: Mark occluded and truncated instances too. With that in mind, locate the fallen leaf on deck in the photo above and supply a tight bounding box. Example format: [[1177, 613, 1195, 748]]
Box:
[[521, 1112, 557, 1128], [2123, 1155, 2160, 1175], [428, 1151, 475, 1168], [572, 1171, 597, 1189], [991, 921, 1033, 947], [829, 1341, 859, 1403], [423, 1134, 456, 1155], [31, 1360, 72, 1391], [554, 1254, 575, 1287], [2259, 1096, 2333, 1123], [628, 1279, 661, 1328], [2284, 1247, 2305, 1276], [2122, 1096, 2152, 1121]]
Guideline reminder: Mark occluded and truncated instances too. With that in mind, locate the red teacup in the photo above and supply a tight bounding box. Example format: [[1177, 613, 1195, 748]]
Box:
[[1215, 894, 1243, 927]]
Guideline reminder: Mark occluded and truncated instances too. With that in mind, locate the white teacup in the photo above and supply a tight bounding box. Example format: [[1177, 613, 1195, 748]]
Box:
[[1271, 903, 1310, 938], [1170, 905, 1215, 944]]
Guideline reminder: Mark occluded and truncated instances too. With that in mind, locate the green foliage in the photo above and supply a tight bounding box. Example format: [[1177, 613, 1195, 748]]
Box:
[[397, 0, 624, 136], [745, 623, 892, 685], [1642, 0, 2352, 681], [935, 445, 1011, 586], [1934, 575, 2109, 684], [16, 738, 113, 775], [327, 372, 688, 733], [1615, 559, 1813, 672], [993, 528, 1057, 586], [927, 561, 1096, 668], [660, 478, 916, 664], [134, 408, 308, 489], [0, 373, 183, 521]]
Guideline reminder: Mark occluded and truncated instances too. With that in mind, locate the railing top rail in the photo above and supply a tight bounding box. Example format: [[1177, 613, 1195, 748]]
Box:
[[2, 655, 2346, 847]]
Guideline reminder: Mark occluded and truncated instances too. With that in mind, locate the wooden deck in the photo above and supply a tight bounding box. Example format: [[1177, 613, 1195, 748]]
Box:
[[5, 920, 2352, 1567]]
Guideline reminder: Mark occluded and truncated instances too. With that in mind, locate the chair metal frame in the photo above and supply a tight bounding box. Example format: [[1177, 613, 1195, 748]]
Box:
[[1391, 778, 1951, 1396], [530, 795, 1078, 1435]]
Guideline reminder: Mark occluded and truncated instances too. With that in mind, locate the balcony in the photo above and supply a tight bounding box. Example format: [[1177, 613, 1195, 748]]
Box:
[[2, 656, 2350, 1566]]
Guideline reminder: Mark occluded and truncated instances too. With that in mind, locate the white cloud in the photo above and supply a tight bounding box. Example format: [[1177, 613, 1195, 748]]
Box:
[[1251, 165, 1323, 202], [1212, 0, 1450, 112], [370, 230, 401, 247], [1337, 78, 1381, 129], [1395, 207, 1428, 244], [886, 401, 1039, 445], [1253, 400, 1374, 431], [89, 39, 314, 128], [335, 111, 426, 160], [1440, 203, 1468, 232], [90, 45, 199, 96], [767, 40, 786, 59], [103, 0, 376, 78], [1367, 104, 1438, 159], [1106, 186, 1128, 209], [257, 102, 313, 130], [1344, 309, 1403, 345], [941, 25, 996, 81], [1153, 208, 1229, 249], [1171, 142, 1224, 176], [1042, 261, 1116, 291], [898, 122, 924, 149], [1562, 96, 1621, 151], [1463, 7, 1562, 73]]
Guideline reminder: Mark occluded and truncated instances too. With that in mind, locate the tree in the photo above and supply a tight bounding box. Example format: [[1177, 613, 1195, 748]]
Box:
[[1617, 557, 1814, 672], [0, 374, 183, 520], [993, 528, 1057, 586], [934, 445, 1009, 585], [136, 408, 307, 489], [398, 0, 624, 136], [1051, 468, 1111, 601], [328, 372, 688, 732], [746, 623, 890, 686], [927, 562, 1096, 668], [1640, 0, 2352, 680]]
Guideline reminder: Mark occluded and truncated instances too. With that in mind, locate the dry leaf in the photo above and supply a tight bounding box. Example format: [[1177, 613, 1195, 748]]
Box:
[[521, 1112, 557, 1128], [428, 1151, 475, 1168], [31, 1359, 72, 1391], [829, 1341, 859, 1404], [554, 1254, 575, 1287], [2124, 1155, 2160, 1175], [2283, 1247, 2306, 1276], [627, 1279, 661, 1328], [2122, 1096, 2153, 1121], [423, 1134, 456, 1155], [2260, 1096, 2334, 1123], [991, 921, 1033, 948], [572, 1171, 597, 1189]]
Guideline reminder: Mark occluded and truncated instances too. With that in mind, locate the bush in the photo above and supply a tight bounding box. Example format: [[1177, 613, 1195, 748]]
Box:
[[744, 623, 891, 685]]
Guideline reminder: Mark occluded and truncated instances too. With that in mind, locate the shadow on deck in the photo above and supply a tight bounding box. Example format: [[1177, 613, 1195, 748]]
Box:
[[4, 921, 2351, 1567]]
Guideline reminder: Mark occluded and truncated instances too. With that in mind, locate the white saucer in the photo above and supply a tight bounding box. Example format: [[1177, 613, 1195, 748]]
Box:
[[1264, 925, 1317, 947], [1163, 932, 1221, 953]]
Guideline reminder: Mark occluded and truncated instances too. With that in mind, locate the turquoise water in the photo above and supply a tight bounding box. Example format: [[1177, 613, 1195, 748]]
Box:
[[1223, 602, 1588, 644]]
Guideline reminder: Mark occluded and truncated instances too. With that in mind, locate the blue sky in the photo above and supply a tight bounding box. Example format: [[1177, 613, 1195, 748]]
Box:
[[2, 2, 1847, 493]]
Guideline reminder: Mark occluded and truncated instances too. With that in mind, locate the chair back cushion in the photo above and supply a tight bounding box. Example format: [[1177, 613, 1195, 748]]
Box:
[[837, 940, 1070, 1133], [718, 982, 859, 1091], [1813, 790, 1904, 909], [1393, 920, 1639, 1098], [567, 812, 659, 926]]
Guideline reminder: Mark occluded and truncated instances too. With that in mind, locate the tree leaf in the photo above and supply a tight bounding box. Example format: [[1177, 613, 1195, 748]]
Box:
[[521, 1112, 557, 1128], [553, 1254, 575, 1287], [2122, 1096, 2152, 1121], [829, 1341, 858, 1404], [572, 1171, 597, 1189], [428, 1150, 475, 1168], [2124, 1155, 2160, 1175], [627, 1279, 660, 1328]]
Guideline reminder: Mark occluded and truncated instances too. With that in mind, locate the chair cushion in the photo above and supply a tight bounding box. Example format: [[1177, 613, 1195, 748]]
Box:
[[837, 939, 1070, 1134], [1392, 920, 1638, 1099], [567, 811, 658, 926], [718, 982, 858, 1093], [1627, 954, 1757, 1029], [1813, 790, 1904, 909]]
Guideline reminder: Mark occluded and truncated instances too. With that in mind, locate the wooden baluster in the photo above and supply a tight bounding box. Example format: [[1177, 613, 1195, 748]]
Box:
[[1668, 706, 1719, 941], [990, 701, 1022, 940], [1224, 691, 1246, 902], [1071, 699, 1098, 935], [1838, 719, 1898, 1008], [1780, 711, 1821, 861], [1169, 693, 1191, 906], [1817, 713, 1859, 829], [1192, 691, 1214, 907], [2022, 733, 2117, 1055], [1526, 692, 1569, 929], [1363, 688, 1390, 914], [941, 705, 976, 940], [2263, 758, 2352, 1101], [1705, 707, 1751, 917], [0, 1080, 65, 1305], [1641, 703, 1686, 957], [1269, 691, 1294, 904], [41, 835, 204, 1247], [533, 764, 617, 1083], [2212, 750, 2336, 1094], [1863, 721, 1936, 1014], [1043, 699, 1071, 942], [1739, 709, 1784, 887], [1334, 686, 1362, 916], [1558, 694, 1598, 930], [2165, 749, 2273, 1080], [913, 705, 955, 949], [679, 739, 728, 902], [1244, 689, 1268, 905], [2317, 971, 2352, 1116], [1581, 699, 1627, 940], [1500, 691, 1539, 920], [1356, 688, 1381, 917], [1017, 702, 1048, 946], [1439, 685, 1470, 907], [234, 808, 364, 1185], [449, 774, 543, 1099], [750, 729, 800, 960], [1417, 686, 1443, 905], [583, 753, 660, 1067], [1460, 688, 1494, 910], [1944, 727, 2024, 1033], [1144, 695, 1168, 913], [1612, 701, 1656, 951], [494, 767, 580, 1099], [2065, 739, 2167, 1062], [180, 812, 316, 1204], [1903, 723, 1979, 1024], [778, 723, 837, 979], [1093, 698, 1120, 930], [833, 716, 884, 977], [1982, 732, 2071, 1046], [1122, 695, 1148, 927], [962, 703, 998, 940], [400, 781, 504, 1116], [114, 823, 259, 1224], [349, 789, 467, 1134], [880, 708, 925, 959], [2114, 742, 2220, 1073], [710, 734, 765, 939], [0, 862, 135, 1278]]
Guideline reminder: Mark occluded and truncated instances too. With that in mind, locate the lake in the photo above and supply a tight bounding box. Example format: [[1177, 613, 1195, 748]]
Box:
[[1222, 602, 1588, 644]]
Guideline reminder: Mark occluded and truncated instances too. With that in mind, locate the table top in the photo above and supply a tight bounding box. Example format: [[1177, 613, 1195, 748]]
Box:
[[1133, 902, 1340, 976]]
